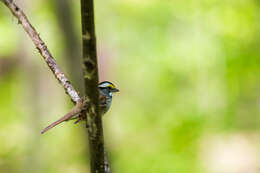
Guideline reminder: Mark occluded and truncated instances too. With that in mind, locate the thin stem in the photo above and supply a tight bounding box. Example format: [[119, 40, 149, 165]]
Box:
[[0, 0, 110, 172], [0, 0, 80, 103]]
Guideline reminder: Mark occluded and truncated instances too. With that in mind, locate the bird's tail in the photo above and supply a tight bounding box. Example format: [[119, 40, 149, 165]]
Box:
[[40, 113, 79, 134]]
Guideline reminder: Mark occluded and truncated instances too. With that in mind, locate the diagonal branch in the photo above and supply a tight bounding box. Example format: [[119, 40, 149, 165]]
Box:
[[0, 0, 80, 103], [1, 0, 110, 172]]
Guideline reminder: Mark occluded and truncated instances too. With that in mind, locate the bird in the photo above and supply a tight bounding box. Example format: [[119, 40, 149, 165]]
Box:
[[40, 81, 119, 134]]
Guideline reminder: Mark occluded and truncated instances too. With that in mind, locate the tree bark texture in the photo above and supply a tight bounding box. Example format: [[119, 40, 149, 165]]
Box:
[[0, 0, 81, 104], [80, 0, 110, 172]]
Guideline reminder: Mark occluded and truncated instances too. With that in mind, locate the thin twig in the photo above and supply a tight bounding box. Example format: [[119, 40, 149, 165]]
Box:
[[1, 0, 111, 172], [0, 0, 80, 103], [54, 0, 84, 94]]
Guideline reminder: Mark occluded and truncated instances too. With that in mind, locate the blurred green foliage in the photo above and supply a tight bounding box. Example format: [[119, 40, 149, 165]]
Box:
[[0, 0, 260, 173]]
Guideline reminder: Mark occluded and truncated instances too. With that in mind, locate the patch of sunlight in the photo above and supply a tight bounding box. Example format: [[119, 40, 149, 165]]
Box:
[[0, 123, 28, 150], [0, 20, 18, 55], [113, 0, 163, 7]]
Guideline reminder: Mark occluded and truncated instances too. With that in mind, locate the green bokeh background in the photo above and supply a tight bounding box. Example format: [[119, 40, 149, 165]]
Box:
[[0, 0, 260, 173]]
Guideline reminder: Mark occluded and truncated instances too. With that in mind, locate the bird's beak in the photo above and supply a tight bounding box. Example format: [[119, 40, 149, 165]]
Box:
[[112, 88, 119, 92]]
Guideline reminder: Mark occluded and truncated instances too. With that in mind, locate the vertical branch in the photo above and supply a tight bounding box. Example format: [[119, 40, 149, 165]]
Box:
[[80, 0, 109, 173], [1, 0, 110, 171]]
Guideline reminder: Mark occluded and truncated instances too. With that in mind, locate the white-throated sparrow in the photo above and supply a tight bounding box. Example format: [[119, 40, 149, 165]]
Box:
[[41, 81, 119, 134], [98, 81, 119, 115]]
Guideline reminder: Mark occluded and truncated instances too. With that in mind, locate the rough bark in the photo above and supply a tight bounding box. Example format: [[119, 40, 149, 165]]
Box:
[[0, 0, 110, 172], [0, 0, 80, 103], [80, 0, 110, 172]]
